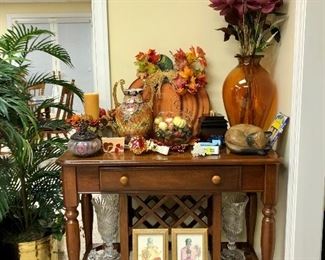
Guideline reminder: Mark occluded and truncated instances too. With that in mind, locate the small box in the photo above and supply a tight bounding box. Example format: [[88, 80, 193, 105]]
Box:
[[198, 114, 228, 140]]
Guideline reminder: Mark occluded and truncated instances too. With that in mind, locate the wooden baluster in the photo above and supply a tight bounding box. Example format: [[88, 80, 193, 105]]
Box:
[[261, 205, 276, 260], [62, 166, 80, 260], [261, 164, 278, 260]]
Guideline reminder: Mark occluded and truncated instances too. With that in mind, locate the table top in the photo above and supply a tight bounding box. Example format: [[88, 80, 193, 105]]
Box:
[[57, 149, 281, 167]]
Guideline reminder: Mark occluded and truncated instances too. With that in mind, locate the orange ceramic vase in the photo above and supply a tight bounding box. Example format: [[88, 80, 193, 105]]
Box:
[[222, 55, 276, 129]]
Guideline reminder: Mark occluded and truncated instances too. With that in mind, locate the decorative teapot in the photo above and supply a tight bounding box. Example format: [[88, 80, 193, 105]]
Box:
[[113, 79, 153, 141]]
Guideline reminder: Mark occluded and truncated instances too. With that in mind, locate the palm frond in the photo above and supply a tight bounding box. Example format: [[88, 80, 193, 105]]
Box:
[[0, 23, 72, 67]]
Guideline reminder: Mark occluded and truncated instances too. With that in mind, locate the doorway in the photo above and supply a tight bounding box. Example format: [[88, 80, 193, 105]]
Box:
[[8, 14, 94, 113]]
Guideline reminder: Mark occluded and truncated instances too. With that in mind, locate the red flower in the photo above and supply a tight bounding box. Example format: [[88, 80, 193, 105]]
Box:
[[209, 0, 245, 24], [147, 49, 160, 64], [173, 49, 188, 69], [248, 0, 283, 13], [209, 0, 285, 55], [99, 107, 106, 117]]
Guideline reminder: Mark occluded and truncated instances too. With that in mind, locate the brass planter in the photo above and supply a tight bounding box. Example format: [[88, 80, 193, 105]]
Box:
[[0, 235, 58, 260], [18, 236, 51, 260]]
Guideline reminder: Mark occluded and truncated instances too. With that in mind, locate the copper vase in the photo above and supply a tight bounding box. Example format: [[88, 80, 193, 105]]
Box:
[[222, 55, 276, 129]]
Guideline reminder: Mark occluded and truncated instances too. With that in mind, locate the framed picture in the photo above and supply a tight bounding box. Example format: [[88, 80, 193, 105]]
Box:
[[172, 228, 208, 260], [133, 228, 169, 260]]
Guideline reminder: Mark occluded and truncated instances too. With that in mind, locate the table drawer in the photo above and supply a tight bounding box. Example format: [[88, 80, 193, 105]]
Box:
[[99, 166, 240, 192]]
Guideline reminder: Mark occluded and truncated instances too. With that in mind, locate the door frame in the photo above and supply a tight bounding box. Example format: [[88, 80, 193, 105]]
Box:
[[285, 0, 325, 259], [91, 0, 111, 109]]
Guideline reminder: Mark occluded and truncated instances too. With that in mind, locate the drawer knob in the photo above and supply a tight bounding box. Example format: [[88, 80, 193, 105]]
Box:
[[211, 175, 221, 185], [120, 176, 128, 186]]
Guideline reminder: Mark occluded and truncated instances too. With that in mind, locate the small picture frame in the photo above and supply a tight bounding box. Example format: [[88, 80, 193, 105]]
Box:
[[101, 137, 125, 153], [133, 228, 169, 260], [172, 228, 208, 260]]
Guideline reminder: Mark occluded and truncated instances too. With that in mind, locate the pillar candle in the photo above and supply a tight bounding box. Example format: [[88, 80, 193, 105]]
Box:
[[84, 92, 99, 120]]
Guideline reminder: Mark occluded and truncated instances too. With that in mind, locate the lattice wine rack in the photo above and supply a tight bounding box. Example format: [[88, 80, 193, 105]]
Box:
[[128, 194, 212, 233]]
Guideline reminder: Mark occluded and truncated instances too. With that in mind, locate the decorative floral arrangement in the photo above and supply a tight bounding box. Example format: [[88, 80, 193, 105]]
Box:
[[171, 46, 207, 95], [134, 49, 174, 78], [209, 0, 285, 56], [134, 47, 207, 96], [134, 49, 161, 76], [67, 108, 115, 137]]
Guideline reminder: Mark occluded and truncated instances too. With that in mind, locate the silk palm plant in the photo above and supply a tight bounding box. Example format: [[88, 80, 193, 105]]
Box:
[[0, 24, 83, 243]]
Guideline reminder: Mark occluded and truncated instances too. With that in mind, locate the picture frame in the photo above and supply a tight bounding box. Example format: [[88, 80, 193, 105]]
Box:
[[101, 137, 125, 153], [172, 228, 208, 260], [133, 228, 169, 260]]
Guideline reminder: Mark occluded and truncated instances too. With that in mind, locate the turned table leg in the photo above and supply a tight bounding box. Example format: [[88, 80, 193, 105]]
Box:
[[66, 206, 80, 260], [62, 166, 80, 260], [261, 165, 278, 260], [261, 204, 276, 260]]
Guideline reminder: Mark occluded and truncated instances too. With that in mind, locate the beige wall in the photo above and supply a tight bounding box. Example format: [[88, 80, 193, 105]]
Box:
[[109, 1, 294, 259], [108, 0, 240, 115], [0, 2, 91, 34]]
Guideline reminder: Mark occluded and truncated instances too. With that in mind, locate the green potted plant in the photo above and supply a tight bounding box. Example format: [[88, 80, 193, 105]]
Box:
[[0, 24, 83, 258]]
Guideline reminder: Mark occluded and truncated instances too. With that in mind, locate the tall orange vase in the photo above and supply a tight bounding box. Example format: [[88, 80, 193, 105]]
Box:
[[222, 55, 276, 129]]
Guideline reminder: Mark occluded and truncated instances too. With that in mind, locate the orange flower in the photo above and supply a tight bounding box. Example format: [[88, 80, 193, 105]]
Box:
[[171, 46, 207, 95], [135, 52, 146, 61], [188, 76, 198, 94], [179, 66, 193, 79]]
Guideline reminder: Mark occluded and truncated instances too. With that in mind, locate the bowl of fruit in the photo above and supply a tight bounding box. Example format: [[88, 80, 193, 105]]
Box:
[[153, 112, 192, 146]]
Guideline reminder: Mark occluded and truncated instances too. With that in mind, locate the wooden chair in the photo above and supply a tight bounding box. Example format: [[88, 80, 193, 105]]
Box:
[[55, 79, 75, 121], [28, 83, 45, 96], [41, 80, 75, 139], [28, 83, 46, 112]]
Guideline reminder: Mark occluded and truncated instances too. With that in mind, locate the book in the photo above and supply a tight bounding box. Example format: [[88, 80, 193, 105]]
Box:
[[268, 112, 290, 146]]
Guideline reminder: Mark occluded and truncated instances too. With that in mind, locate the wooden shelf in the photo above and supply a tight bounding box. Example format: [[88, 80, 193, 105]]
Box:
[[84, 242, 257, 260]]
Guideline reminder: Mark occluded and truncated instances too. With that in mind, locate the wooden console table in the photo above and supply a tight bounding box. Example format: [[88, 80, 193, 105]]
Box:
[[58, 149, 280, 260]]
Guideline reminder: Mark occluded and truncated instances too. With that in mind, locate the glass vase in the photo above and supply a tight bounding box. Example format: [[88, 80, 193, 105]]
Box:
[[221, 193, 249, 260], [222, 55, 276, 129], [88, 194, 120, 260]]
